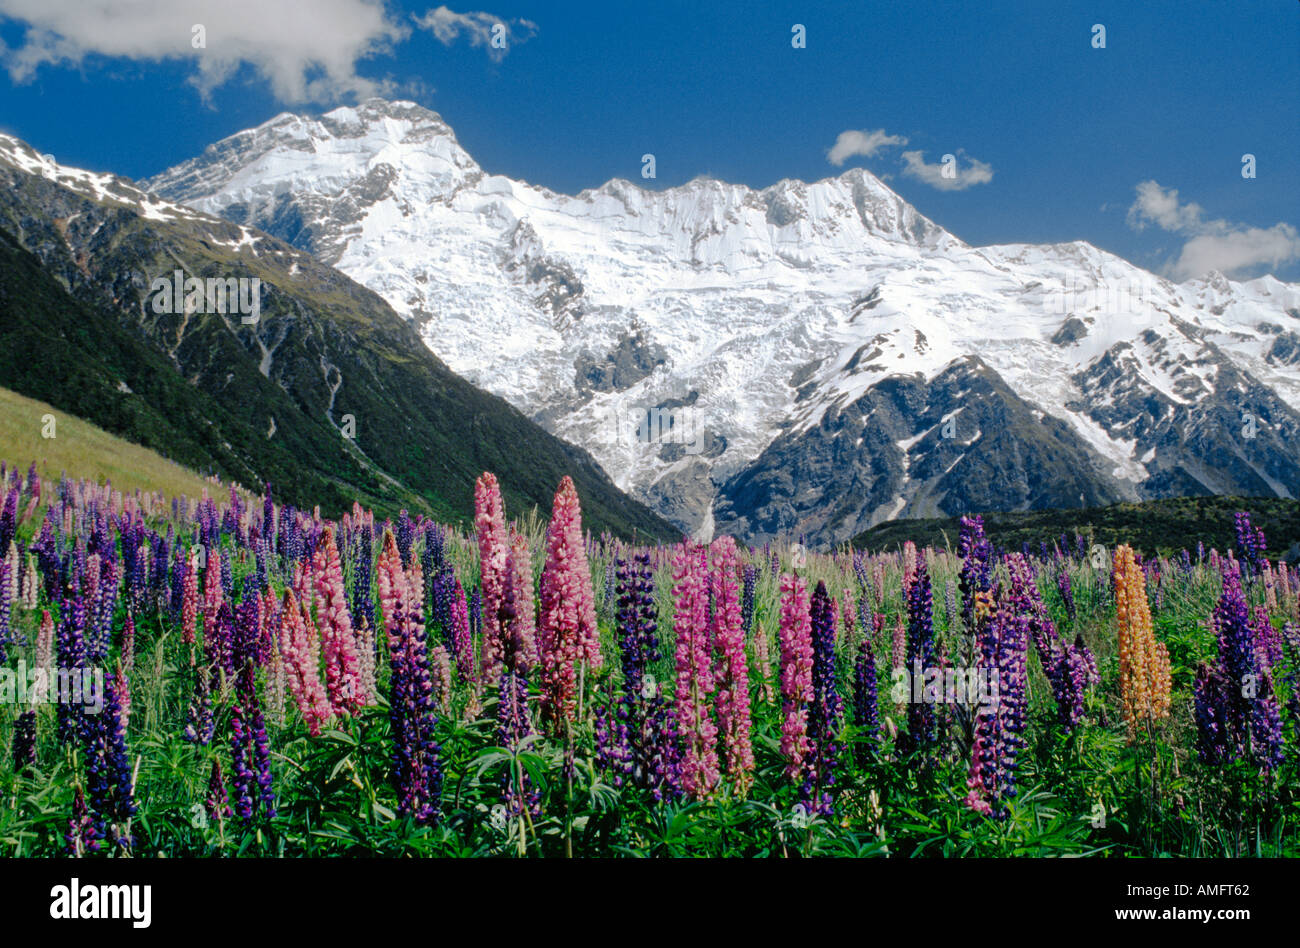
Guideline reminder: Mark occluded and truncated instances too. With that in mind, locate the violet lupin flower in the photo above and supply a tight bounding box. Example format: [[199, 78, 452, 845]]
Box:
[[852, 638, 880, 767], [66, 786, 101, 856], [0, 486, 16, 555], [741, 563, 758, 638], [378, 530, 443, 825], [206, 760, 232, 824], [82, 671, 136, 849], [0, 560, 10, 664], [55, 592, 87, 747], [599, 554, 682, 801], [230, 698, 276, 824], [965, 558, 1031, 819], [1057, 569, 1076, 624], [958, 515, 993, 631], [1193, 564, 1284, 769], [12, 710, 37, 773], [804, 581, 842, 815], [450, 578, 474, 681], [898, 559, 938, 756]]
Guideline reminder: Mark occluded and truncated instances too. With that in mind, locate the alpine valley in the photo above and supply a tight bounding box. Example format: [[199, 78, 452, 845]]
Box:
[[0, 127, 673, 540], [15, 98, 1300, 548]]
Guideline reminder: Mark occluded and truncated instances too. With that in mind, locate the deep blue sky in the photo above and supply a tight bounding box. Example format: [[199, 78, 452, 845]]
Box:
[[1, 0, 1297, 279]]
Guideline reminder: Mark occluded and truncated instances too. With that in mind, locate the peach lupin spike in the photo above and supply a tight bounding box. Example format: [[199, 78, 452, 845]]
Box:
[[538, 476, 600, 731], [475, 472, 510, 681], [313, 527, 369, 713]]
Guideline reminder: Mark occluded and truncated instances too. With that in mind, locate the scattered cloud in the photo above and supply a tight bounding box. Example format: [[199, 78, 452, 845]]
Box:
[[413, 5, 537, 62], [900, 149, 993, 191], [0, 0, 406, 103], [1126, 180, 1206, 233], [826, 128, 907, 166], [1125, 179, 1300, 280]]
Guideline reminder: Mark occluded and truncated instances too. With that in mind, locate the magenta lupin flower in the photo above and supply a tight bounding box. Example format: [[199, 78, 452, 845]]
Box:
[[673, 541, 719, 798], [503, 531, 538, 672], [451, 577, 474, 680], [538, 477, 600, 731], [778, 572, 814, 782], [709, 536, 754, 795], [475, 472, 510, 680]]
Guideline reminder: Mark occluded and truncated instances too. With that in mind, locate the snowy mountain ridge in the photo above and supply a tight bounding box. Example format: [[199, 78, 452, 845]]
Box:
[[142, 98, 1300, 545]]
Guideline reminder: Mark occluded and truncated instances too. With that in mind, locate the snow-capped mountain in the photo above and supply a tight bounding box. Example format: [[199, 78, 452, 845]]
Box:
[[145, 98, 1300, 546]]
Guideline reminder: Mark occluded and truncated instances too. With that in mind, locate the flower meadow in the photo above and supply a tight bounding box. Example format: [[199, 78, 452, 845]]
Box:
[[0, 462, 1298, 858]]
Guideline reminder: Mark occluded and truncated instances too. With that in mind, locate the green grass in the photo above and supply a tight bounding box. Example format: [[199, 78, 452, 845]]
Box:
[[0, 386, 243, 501]]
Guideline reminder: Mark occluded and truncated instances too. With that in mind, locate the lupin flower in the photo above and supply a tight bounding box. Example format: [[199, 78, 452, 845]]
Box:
[[378, 530, 443, 825], [181, 547, 200, 651], [502, 531, 539, 672], [673, 542, 719, 798], [55, 592, 87, 746], [1193, 563, 1284, 769], [182, 661, 216, 745], [83, 671, 136, 849], [777, 572, 814, 782], [313, 527, 369, 713], [450, 578, 474, 680], [66, 786, 101, 856], [1057, 569, 1077, 623], [898, 559, 938, 756], [852, 638, 880, 766], [1113, 545, 1172, 735], [12, 710, 37, 772], [599, 554, 683, 800], [277, 590, 333, 736], [965, 557, 1031, 818], [230, 698, 276, 824], [805, 581, 843, 815], [710, 536, 754, 795], [741, 563, 758, 638], [475, 472, 510, 680], [537, 477, 601, 732], [206, 760, 232, 824], [958, 515, 993, 631]]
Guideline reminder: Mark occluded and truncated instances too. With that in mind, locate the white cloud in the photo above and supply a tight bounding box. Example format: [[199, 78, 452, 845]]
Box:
[[1125, 180, 1205, 232], [0, 0, 406, 103], [899, 149, 993, 191], [413, 5, 537, 62], [826, 128, 907, 166], [1167, 225, 1300, 282], [1125, 179, 1300, 280]]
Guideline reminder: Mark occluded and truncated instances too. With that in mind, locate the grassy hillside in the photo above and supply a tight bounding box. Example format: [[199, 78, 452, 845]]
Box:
[[850, 495, 1300, 560], [0, 385, 238, 500]]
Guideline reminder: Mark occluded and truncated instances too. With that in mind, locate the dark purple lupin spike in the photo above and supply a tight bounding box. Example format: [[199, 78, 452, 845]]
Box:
[[12, 710, 37, 773], [852, 638, 880, 767], [82, 671, 136, 850], [803, 581, 842, 816], [899, 559, 938, 756]]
